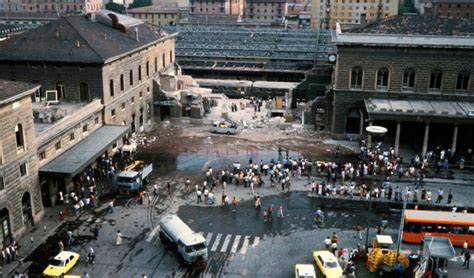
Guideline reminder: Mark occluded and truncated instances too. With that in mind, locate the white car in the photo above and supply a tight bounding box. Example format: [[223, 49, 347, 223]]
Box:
[[295, 264, 317, 278]]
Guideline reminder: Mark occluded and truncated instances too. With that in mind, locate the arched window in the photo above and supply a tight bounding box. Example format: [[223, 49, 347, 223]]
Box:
[[429, 70, 442, 90], [456, 70, 470, 91], [79, 82, 89, 101], [15, 123, 25, 149], [56, 81, 66, 99], [376, 67, 389, 90], [129, 70, 133, 86], [138, 65, 142, 81], [346, 109, 362, 134], [120, 74, 124, 91], [350, 66, 363, 89], [32, 80, 42, 102], [402, 69, 416, 91], [110, 79, 114, 97]]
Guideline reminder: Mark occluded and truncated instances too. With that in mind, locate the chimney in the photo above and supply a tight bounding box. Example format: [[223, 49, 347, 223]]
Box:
[[134, 27, 139, 42], [76, 40, 81, 48]]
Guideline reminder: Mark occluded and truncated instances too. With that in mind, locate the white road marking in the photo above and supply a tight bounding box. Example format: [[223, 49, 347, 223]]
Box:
[[240, 236, 250, 255], [252, 236, 260, 248], [146, 225, 160, 242], [220, 234, 232, 252], [211, 233, 223, 252], [205, 232, 213, 244], [230, 235, 241, 253]]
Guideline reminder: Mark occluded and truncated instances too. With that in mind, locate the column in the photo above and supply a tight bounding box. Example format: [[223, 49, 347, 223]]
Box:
[[422, 123, 430, 157], [367, 121, 373, 148], [451, 124, 459, 157], [394, 121, 401, 157]]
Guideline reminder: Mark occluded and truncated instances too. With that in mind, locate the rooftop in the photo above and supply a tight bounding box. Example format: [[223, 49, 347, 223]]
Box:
[[350, 15, 474, 36], [0, 79, 39, 105], [0, 10, 176, 64]]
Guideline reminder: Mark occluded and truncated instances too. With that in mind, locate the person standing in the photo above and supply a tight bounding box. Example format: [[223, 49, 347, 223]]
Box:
[[93, 225, 100, 240], [462, 240, 469, 256], [231, 197, 238, 211], [323, 237, 332, 250], [58, 240, 64, 252], [185, 178, 191, 190], [354, 223, 363, 240], [277, 204, 284, 219], [463, 250, 471, 269], [436, 188, 444, 203], [197, 189, 202, 204], [447, 189, 453, 204], [153, 183, 158, 196], [116, 230, 123, 246], [108, 200, 114, 214]]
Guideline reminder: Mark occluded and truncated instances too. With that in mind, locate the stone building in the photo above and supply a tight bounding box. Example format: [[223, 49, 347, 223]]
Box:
[[189, 0, 244, 16], [327, 16, 474, 157], [1, 0, 103, 14], [128, 6, 181, 26], [415, 0, 474, 17], [0, 10, 178, 134], [0, 80, 43, 247], [246, 0, 287, 22], [311, 0, 399, 30]]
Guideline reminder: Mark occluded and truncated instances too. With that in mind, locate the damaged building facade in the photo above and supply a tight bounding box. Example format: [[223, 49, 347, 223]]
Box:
[[0, 10, 180, 244], [327, 16, 474, 157]]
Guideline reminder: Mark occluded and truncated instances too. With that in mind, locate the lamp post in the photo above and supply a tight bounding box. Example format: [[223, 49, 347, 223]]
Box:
[[364, 125, 387, 251]]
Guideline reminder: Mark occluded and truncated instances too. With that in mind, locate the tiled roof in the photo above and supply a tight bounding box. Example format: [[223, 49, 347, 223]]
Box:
[[0, 12, 174, 63], [0, 79, 38, 104], [350, 15, 474, 36]]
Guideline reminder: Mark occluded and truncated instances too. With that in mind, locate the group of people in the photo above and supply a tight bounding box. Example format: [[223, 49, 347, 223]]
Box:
[[1, 238, 18, 267]]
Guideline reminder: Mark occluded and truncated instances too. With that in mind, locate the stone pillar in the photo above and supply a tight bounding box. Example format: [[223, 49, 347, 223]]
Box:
[[367, 121, 373, 148], [394, 121, 401, 157], [451, 124, 459, 157], [422, 123, 430, 157]]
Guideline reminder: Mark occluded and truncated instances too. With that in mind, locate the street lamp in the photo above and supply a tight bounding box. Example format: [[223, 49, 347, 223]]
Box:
[[364, 125, 387, 251]]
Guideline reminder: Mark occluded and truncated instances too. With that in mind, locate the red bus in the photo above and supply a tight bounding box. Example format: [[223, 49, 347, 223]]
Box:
[[403, 209, 474, 247]]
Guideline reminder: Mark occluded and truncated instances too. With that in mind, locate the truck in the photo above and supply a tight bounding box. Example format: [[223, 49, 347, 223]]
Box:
[[210, 119, 238, 134], [159, 215, 208, 268], [113, 161, 153, 195]]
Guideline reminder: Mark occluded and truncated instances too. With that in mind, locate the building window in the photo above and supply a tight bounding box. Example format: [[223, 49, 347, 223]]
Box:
[[39, 151, 46, 160], [402, 69, 416, 91], [15, 124, 25, 150], [70, 133, 75, 141], [146, 61, 150, 76], [120, 74, 124, 91], [95, 117, 99, 124], [139, 91, 143, 98], [55, 141, 61, 150], [131, 97, 135, 104], [429, 70, 442, 90], [129, 70, 134, 86], [0, 176, 4, 190], [121, 102, 126, 110], [162, 54, 166, 67], [456, 71, 470, 91], [376, 67, 389, 90], [138, 66, 142, 81], [19, 163, 27, 177], [110, 79, 114, 97], [79, 82, 89, 101], [154, 57, 158, 72], [350, 66, 363, 89], [82, 125, 88, 133], [56, 81, 66, 99], [170, 51, 173, 64]]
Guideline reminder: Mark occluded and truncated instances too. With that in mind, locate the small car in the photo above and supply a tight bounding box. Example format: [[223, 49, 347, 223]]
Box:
[[312, 250, 343, 278], [210, 120, 238, 134], [43, 251, 80, 277], [295, 263, 317, 278]]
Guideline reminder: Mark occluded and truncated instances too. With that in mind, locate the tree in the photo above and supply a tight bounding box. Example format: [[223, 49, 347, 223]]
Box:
[[128, 0, 152, 9], [105, 2, 125, 14]]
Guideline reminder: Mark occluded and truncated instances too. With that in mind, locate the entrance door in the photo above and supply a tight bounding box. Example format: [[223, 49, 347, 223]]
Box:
[[22, 192, 34, 228], [0, 208, 11, 248]]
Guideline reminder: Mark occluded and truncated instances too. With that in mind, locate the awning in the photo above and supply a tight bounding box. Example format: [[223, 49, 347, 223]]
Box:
[[365, 98, 474, 123], [423, 237, 456, 259], [39, 125, 130, 178]]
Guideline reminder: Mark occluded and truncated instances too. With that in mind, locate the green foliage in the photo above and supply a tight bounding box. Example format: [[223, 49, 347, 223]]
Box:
[[398, 0, 417, 14], [105, 2, 125, 14], [129, 0, 152, 9]]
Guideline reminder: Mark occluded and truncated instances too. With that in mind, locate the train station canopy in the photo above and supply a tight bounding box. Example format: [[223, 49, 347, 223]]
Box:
[[39, 125, 129, 178], [365, 99, 474, 123]]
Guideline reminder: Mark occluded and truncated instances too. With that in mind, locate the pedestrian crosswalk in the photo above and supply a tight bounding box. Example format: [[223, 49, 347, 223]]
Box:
[[201, 232, 260, 255]]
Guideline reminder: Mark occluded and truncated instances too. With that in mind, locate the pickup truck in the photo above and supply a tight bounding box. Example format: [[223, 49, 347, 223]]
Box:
[[113, 161, 153, 195], [159, 215, 208, 268]]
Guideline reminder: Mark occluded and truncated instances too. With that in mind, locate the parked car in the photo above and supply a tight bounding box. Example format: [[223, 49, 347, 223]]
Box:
[[43, 251, 80, 277], [295, 263, 317, 278], [312, 250, 343, 278]]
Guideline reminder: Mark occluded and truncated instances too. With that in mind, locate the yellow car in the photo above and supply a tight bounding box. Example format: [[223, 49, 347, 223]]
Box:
[[312, 250, 343, 278], [43, 251, 80, 277], [295, 263, 317, 278]]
